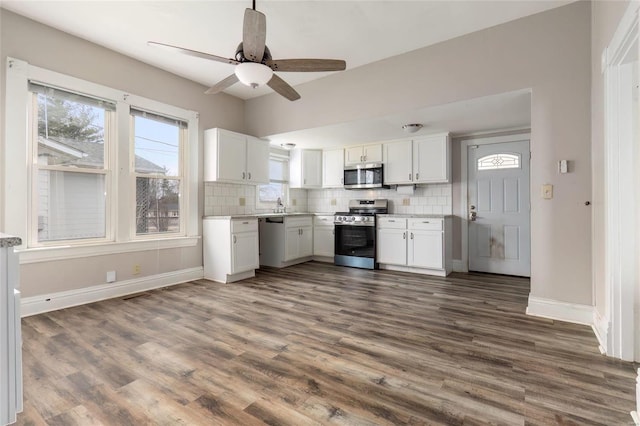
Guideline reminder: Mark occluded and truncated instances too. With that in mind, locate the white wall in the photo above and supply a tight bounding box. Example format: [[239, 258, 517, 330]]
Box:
[[245, 2, 593, 306], [0, 9, 245, 298]]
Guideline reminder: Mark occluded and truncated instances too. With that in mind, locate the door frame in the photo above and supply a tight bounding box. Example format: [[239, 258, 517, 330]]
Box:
[[459, 132, 531, 273], [601, 1, 639, 364]]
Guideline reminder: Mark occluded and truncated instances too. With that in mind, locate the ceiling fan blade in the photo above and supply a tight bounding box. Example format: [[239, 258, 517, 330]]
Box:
[[266, 59, 346, 72], [148, 41, 239, 65], [204, 74, 239, 95], [242, 8, 267, 62], [267, 74, 300, 101]]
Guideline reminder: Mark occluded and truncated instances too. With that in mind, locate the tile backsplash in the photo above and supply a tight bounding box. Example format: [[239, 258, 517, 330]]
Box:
[[204, 182, 451, 216]]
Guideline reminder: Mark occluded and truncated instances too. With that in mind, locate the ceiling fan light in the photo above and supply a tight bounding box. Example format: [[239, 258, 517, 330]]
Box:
[[235, 62, 273, 88]]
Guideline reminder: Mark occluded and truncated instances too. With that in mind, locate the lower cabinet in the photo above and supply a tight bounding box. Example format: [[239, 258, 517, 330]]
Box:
[[259, 215, 314, 267], [313, 215, 335, 259], [204, 217, 259, 283], [377, 216, 451, 276]]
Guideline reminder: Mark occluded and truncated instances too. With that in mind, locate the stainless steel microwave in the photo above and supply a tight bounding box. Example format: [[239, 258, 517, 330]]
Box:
[[343, 163, 386, 189]]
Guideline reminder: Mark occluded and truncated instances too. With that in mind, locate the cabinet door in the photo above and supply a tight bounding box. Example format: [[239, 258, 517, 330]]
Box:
[[231, 231, 259, 273], [302, 150, 322, 188], [363, 144, 383, 163], [322, 148, 344, 188], [413, 135, 450, 183], [246, 137, 270, 184], [383, 140, 413, 184], [408, 230, 443, 269], [284, 227, 301, 261], [299, 226, 313, 257], [313, 226, 334, 257], [377, 228, 407, 265], [344, 146, 363, 165], [217, 130, 247, 182]]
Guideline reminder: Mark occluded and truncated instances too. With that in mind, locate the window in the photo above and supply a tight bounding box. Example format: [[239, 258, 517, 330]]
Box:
[[7, 58, 200, 259], [131, 109, 186, 236], [258, 155, 289, 206], [477, 153, 520, 170], [29, 83, 115, 243]]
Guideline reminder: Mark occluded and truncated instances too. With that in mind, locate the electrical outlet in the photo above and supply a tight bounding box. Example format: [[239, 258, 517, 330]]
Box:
[[133, 264, 141, 275], [402, 198, 410, 206], [106, 271, 116, 283], [292, 199, 297, 206], [330, 198, 337, 206], [239, 197, 245, 206]]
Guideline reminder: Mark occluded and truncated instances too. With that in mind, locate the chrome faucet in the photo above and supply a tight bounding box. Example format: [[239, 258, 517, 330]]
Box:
[[274, 197, 286, 213]]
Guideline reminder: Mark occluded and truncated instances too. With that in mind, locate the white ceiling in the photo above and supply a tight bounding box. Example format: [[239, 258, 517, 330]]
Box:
[[2, 1, 567, 148], [2, 0, 572, 100]]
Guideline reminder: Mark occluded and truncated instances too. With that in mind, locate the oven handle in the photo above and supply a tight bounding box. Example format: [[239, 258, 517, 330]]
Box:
[[334, 222, 376, 227]]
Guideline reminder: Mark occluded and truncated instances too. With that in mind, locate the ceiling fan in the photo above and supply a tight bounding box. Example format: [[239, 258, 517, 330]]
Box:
[[148, 0, 346, 101]]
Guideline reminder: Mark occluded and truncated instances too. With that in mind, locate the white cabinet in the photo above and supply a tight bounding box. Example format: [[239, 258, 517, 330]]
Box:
[[204, 217, 259, 283], [383, 140, 413, 184], [290, 149, 322, 189], [284, 216, 313, 261], [413, 135, 451, 183], [322, 148, 344, 188], [377, 216, 451, 276], [204, 128, 270, 184], [259, 215, 313, 267], [383, 133, 451, 185], [344, 143, 383, 165], [313, 215, 335, 259]]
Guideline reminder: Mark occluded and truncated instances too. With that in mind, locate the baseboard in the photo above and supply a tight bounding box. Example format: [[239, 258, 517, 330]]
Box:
[[452, 259, 465, 272], [592, 309, 610, 355], [21, 267, 204, 317], [632, 411, 639, 425], [526, 296, 594, 326]]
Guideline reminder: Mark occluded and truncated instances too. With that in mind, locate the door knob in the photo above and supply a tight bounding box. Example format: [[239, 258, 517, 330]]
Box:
[[469, 211, 477, 221]]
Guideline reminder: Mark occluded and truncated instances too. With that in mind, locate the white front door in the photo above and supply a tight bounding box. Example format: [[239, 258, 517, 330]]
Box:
[[468, 140, 530, 276]]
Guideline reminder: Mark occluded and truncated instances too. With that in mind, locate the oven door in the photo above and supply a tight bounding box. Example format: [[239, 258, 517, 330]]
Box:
[[334, 223, 377, 270]]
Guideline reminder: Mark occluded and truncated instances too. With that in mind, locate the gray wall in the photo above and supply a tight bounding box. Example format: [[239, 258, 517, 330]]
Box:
[[245, 2, 593, 305], [0, 9, 245, 297], [590, 1, 631, 318]]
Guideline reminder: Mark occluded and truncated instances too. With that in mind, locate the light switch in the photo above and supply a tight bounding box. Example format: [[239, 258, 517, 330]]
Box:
[[558, 160, 568, 174], [542, 184, 553, 199]]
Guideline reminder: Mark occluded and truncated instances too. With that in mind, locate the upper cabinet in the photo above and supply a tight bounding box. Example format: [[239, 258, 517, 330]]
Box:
[[290, 149, 322, 189], [412, 134, 451, 184], [204, 128, 269, 184], [383, 133, 450, 185], [344, 143, 383, 165], [322, 148, 344, 188]]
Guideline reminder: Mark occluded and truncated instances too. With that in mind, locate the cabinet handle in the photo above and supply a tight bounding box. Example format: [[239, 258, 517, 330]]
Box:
[[422, 221, 430, 224], [341, 177, 343, 184], [242, 221, 249, 224], [304, 178, 306, 185], [409, 173, 412, 180], [233, 235, 237, 243], [403, 232, 406, 239], [416, 173, 419, 180], [242, 172, 246, 179], [248, 172, 251, 180], [388, 219, 395, 222], [411, 232, 414, 239]]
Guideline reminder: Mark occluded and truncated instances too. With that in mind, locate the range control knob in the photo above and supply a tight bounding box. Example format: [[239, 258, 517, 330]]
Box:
[[350, 216, 356, 221]]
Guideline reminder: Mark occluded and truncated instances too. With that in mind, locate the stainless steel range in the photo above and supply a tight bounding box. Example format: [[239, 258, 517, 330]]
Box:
[[334, 199, 388, 269]]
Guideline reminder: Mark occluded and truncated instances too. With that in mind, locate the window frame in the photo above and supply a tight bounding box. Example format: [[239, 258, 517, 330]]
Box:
[[4, 57, 199, 263]]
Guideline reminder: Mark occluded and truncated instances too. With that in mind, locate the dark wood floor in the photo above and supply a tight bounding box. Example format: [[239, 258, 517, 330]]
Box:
[[16, 262, 637, 425]]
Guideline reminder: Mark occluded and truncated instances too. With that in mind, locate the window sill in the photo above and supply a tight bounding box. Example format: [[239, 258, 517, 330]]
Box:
[[17, 236, 201, 264]]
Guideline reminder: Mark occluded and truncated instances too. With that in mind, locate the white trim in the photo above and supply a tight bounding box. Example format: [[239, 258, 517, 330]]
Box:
[[634, 368, 640, 424], [20, 266, 204, 317], [602, 2, 639, 362], [592, 309, 610, 355], [459, 132, 531, 274], [452, 259, 465, 272], [17, 236, 200, 264], [526, 296, 594, 325]]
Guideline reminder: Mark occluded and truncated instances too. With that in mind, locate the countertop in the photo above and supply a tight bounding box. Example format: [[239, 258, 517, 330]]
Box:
[[204, 212, 315, 220], [0, 233, 22, 247], [377, 214, 451, 219]]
